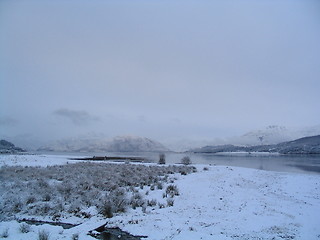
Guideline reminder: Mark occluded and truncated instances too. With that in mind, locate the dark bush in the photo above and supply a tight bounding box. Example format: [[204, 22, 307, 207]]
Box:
[[99, 201, 113, 218]]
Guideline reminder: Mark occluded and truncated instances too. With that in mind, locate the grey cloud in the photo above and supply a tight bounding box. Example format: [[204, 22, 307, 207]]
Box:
[[53, 109, 99, 125], [1, 0, 319, 149], [138, 115, 147, 123], [170, 118, 182, 124], [0, 117, 18, 126]]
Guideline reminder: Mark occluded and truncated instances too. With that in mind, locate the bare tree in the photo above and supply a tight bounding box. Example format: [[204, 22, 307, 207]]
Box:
[[181, 156, 191, 165], [158, 153, 166, 164]]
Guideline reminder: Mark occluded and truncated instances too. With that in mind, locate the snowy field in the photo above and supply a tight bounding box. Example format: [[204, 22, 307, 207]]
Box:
[[0, 154, 319, 240]]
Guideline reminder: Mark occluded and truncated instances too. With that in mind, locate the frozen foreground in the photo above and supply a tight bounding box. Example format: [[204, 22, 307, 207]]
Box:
[[0, 155, 320, 240]]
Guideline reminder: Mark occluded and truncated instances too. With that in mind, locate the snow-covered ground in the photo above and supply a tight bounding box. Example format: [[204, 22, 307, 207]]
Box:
[[0, 154, 319, 240], [0, 154, 84, 167]]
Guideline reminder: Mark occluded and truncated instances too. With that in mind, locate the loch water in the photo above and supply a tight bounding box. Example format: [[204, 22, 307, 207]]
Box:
[[38, 151, 320, 175]]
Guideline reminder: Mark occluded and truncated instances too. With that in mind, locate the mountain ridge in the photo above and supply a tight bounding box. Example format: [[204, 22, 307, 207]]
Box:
[[189, 135, 320, 154], [0, 140, 26, 153]]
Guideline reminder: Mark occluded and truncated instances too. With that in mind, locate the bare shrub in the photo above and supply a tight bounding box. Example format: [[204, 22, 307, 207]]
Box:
[[106, 188, 127, 213], [167, 198, 174, 207], [130, 193, 145, 209], [180, 170, 187, 175], [38, 230, 50, 240], [99, 201, 113, 218], [37, 179, 49, 188], [147, 199, 157, 207], [0, 228, 9, 238], [19, 223, 31, 233], [158, 203, 165, 209], [72, 233, 79, 240], [42, 194, 51, 202], [157, 182, 163, 190], [68, 201, 81, 214], [12, 200, 22, 213], [166, 185, 179, 198]]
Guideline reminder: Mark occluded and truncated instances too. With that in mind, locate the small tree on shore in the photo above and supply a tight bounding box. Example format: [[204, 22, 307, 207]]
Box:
[[158, 153, 166, 165], [181, 156, 191, 165]]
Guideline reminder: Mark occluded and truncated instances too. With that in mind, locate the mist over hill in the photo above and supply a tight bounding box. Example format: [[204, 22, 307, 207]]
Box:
[[229, 125, 320, 146], [37, 135, 169, 153], [4, 125, 320, 153], [167, 125, 320, 151]]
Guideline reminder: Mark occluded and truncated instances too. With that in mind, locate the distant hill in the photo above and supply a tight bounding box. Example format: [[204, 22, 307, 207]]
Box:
[[275, 135, 320, 154], [237, 125, 292, 145], [0, 140, 26, 153], [230, 125, 320, 146], [38, 136, 170, 152], [190, 135, 320, 154], [165, 125, 320, 151]]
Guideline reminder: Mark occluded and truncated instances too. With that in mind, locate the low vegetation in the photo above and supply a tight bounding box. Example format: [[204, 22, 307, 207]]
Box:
[[19, 223, 31, 233], [38, 230, 49, 240], [0, 228, 9, 238], [0, 162, 196, 221], [71, 233, 79, 240]]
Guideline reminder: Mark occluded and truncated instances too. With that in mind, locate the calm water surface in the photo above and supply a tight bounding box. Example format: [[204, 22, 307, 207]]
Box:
[[39, 151, 320, 175]]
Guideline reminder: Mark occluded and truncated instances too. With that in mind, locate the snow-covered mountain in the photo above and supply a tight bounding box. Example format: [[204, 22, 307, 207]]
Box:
[[38, 136, 169, 152], [165, 138, 229, 152], [233, 125, 292, 146], [230, 125, 320, 146], [106, 136, 169, 152], [190, 135, 320, 154]]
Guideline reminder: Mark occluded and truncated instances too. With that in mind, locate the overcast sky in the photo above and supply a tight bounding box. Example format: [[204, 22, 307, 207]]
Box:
[[1, 0, 320, 148]]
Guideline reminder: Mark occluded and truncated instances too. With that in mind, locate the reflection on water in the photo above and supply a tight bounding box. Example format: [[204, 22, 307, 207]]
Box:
[[18, 219, 77, 229], [38, 151, 320, 175], [288, 164, 320, 174], [182, 153, 320, 175]]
